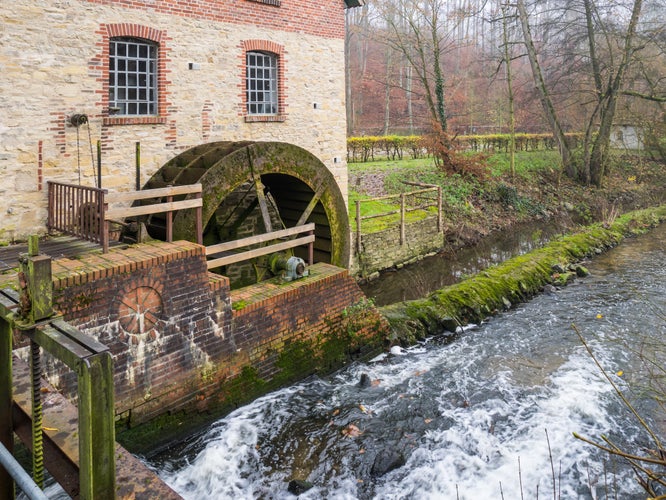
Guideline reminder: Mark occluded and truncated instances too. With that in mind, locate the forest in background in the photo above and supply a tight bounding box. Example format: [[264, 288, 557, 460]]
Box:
[[344, 0, 665, 185]]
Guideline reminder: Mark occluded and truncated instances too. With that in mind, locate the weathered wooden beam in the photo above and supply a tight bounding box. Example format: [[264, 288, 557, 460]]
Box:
[[105, 198, 202, 220], [206, 223, 315, 255], [0, 317, 13, 500], [295, 182, 327, 227], [207, 235, 315, 269], [106, 184, 202, 203]]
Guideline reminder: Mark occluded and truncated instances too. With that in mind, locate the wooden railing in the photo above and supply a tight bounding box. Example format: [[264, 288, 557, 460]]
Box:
[[354, 184, 442, 254], [47, 182, 107, 245], [205, 223, 315, 269], [47, 181, 203, 252], [105, 184, 203, 252]]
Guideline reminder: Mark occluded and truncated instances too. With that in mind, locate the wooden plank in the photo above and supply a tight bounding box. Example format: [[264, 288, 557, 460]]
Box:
[[206, 223, 315, 255], [207, 235, 314, 269], [106, 184, 202, 203], [296, 182, 327, 227], [105, 198, 202, 220]]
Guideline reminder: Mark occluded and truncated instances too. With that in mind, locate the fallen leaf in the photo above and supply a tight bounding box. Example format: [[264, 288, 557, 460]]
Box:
[[342, 423, 363, 438], [42, 426, 58, 432], [424, 418, 433, 424]]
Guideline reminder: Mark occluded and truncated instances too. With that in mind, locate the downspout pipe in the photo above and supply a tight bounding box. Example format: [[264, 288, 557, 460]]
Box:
[[0, 442, 49, 500]]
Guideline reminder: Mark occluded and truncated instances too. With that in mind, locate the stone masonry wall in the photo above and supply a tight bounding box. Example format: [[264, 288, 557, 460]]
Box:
[[0, 0, 348, 243], [351, 217, 445, 278]]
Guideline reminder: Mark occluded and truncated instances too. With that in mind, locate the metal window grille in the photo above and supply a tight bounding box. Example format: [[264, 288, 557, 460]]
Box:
[[109, 38, 157, 116], [246, 51, 278, 115]]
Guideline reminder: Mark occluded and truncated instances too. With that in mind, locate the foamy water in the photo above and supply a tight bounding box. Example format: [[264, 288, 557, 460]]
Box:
[[151, 225, 665, 499]]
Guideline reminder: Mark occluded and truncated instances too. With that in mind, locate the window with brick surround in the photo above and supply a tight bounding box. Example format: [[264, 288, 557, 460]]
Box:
[[109, 37, 158, 116], [246, 51, 278, 115], [96, 24, 169, 126], [241, 40, 286, 122]]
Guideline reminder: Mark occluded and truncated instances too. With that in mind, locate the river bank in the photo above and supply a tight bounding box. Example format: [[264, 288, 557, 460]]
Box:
[[380, 205, 666, 345], [350, 153, 665, 278], [149, 213, 666, 499]]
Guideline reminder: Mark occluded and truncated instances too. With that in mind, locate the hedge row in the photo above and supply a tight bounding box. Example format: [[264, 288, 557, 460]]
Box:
[[347, 133, 585, 162]]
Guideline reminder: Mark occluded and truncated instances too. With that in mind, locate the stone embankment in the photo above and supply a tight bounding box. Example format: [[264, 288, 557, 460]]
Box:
[[380, 206, 666, 345]]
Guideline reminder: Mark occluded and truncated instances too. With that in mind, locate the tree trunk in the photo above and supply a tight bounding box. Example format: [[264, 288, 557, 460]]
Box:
[[501, 2, 516, 180], [383, 46, 393, 135], [516, 0, 572, 177], [588, 0, 643, 187]]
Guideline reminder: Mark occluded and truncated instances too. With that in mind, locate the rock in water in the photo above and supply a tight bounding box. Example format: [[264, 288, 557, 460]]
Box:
[[358, 373, 372, 388], [288, 479, 313, 495], [371, 449, 406, 476]]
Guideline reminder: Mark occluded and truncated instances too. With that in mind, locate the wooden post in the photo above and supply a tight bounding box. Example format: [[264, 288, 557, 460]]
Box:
[[308, 229, 314, 265], [0, 316, 13, 500], [135, 142, 141, 191], [355, 200, 361, 254], [166, 194, 173, 243], [97, 141, 102, 190], [77, 352, 115, 500], [101, 191, 109, 253], [437, 186, 443, 233], [195, 190, 203, 246], [400, 193, 406, 245]]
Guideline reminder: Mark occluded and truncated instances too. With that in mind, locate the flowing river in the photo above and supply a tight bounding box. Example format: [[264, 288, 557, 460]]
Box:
[[149, 223, 665, 499]]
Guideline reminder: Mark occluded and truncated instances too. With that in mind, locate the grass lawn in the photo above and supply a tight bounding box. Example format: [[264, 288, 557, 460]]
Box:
[[348, 151, 562, 233]]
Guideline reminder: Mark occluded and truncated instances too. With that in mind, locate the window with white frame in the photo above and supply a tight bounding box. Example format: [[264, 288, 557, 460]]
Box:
[[246, 51, 278, 115], [109, 38, 158, 116]]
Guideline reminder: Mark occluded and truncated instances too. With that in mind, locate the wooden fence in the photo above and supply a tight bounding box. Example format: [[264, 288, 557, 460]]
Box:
[[354, 184, 442, 254], [47, 182, 203, 252], [205, 223, 315, 270]]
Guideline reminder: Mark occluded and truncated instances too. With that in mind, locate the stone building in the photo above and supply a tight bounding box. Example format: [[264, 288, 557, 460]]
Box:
[[0, 0, 357, 245]]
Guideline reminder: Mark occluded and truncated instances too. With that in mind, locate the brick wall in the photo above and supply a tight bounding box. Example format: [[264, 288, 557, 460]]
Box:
[[0, 0, 348, 242], [41, 242, 388, 428]]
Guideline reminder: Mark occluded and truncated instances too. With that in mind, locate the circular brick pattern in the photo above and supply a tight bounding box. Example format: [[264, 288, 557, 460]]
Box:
[[118, 286, 163, 342]]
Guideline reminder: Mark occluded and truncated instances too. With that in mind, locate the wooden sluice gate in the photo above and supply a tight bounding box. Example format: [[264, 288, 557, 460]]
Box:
[[0, 237, 180, 499]]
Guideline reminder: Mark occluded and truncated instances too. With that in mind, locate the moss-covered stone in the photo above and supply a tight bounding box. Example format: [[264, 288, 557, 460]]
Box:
[[380, 206, 666, 343]]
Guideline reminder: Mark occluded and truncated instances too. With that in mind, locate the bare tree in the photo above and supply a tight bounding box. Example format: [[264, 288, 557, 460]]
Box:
[[345, 4, 371, 136], [378, 0, 453, 132], [516, 0, 573, 176], [516, 0, 650, 186]]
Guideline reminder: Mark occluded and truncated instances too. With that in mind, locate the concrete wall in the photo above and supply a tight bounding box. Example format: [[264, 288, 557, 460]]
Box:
[[0, 0, 348, 243]]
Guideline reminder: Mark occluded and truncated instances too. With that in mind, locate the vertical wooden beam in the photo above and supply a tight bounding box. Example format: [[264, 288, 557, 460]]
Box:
[[195, 190, 203, 246], [355, 200, 361, 255], [97, 141, 102, 190], [437, 186, 443, 233], [77, 353, 115, 500], [135, 142, 141, 192], [308, 229, 314, 266], [101, 192, 109, 253], [0, 317, 14, 500], [400, 193, 406, 246], [166, 194, 173, 243]]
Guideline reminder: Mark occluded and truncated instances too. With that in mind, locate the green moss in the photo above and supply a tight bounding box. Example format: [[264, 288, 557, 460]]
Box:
[[232, 299, 248, 311], [381, 206, 666, 343]]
